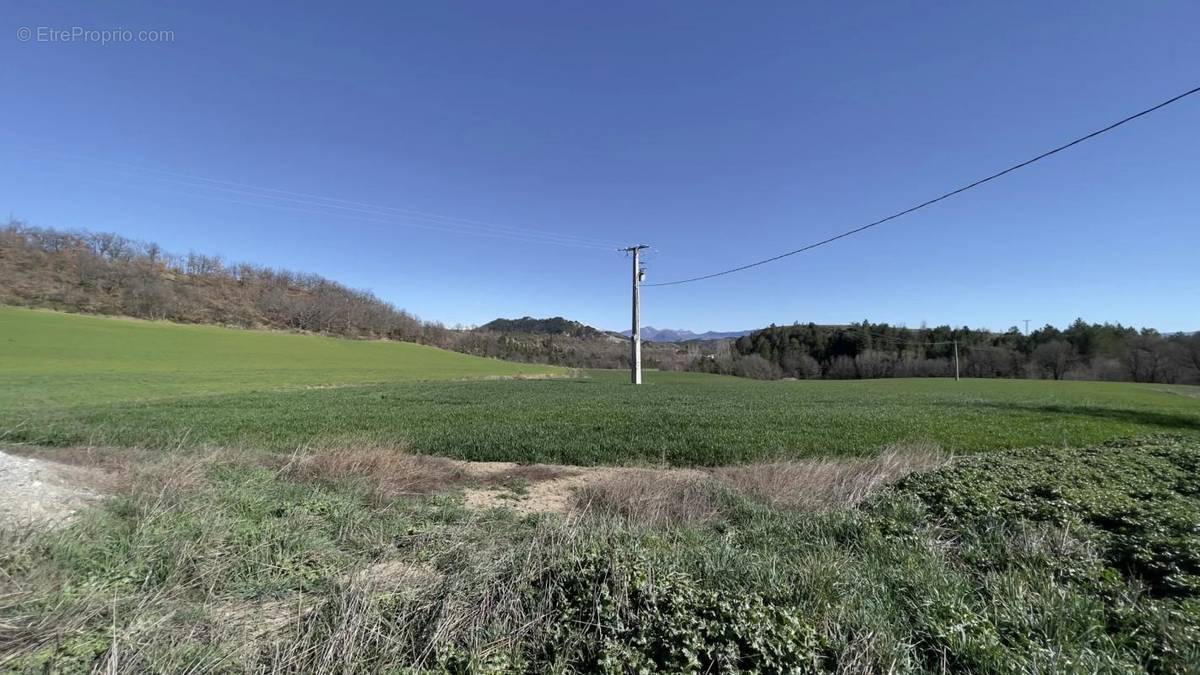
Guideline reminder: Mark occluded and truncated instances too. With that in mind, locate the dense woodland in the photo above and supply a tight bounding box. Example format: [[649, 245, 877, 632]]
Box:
[[705, 321, 1200, 384], [2, 221, 1195, 383]]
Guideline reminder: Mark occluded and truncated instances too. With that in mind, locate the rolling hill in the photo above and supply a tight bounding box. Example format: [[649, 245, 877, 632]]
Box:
[[0, 306, 566, 409], [478, 316, 608, 338]]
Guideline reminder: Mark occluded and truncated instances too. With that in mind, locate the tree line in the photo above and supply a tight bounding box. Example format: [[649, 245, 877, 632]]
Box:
[[691, 321, 1200, 384]]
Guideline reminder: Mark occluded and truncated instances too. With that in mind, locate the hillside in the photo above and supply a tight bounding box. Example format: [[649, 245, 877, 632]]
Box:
[[0, 222, 704, 372], [0, 221, 429, 340], [0, 306, 564, 410]]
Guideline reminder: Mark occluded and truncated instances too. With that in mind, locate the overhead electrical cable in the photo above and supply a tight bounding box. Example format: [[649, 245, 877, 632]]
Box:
[[77, 174, 613, 251], [645, 85, 1200, 287], [102, 170, 614, 250], [35, 150, 624, 250]]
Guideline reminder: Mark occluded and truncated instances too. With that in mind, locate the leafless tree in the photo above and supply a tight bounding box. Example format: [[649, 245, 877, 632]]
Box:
[[1121, 333, 1171, 383], [1033, 340, 1075, 380], [855, 350, 893, 379], [734, 354, 782, 380], [826, 355, 858, 379]]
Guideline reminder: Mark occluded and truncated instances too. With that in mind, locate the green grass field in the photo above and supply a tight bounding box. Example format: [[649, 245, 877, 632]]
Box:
[[0, 306, 566, 409], [3, 306, 1198, 464]]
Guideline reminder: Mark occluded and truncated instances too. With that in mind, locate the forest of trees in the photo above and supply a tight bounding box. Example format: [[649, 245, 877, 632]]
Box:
[[694, 321, 1200, 384]]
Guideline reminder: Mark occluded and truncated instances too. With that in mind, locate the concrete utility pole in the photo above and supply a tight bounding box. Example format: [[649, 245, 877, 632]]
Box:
[[1023, 319, 1030, 335], [622, 245, 649, 385], [953, 340, 960, 381]]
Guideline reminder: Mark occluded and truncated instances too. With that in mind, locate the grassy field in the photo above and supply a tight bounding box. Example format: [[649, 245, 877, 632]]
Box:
[[3, 307, 1198, 464], [0, 306, 566, 409]]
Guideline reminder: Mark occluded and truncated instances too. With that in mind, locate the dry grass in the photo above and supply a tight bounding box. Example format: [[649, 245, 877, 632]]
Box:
[[5, 442, 592, 527], [280, 444, 581, 510], [712, 442, 947, 511], [572, 470, 719, 527], [254, 518, 586, 674], [572, 443, 947, 526], [279, 444, 469, 499], [3, 441, 947, 531], [5, 444, 262, 496]]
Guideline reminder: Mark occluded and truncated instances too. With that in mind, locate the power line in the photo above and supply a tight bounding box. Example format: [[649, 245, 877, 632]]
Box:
[[34, 149, 625, 250], [75, 173, 615, 252], [959, 343, 1020, 353], [645, 85, 1200, 287]]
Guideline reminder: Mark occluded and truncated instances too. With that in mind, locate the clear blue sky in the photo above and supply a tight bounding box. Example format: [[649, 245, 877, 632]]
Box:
[[3, 1, 1198, 332]]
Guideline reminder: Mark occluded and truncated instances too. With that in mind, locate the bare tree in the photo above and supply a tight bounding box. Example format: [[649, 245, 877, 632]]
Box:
[[1182, 334, 1200, 383], [1033, 340, 1075, 380], [855, 350, 893, 379], [1121, 333, 1168, 383], [733, 354, 782, 380]]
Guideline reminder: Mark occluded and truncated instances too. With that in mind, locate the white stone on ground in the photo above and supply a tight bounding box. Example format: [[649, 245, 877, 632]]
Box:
[[0, 450, 101, 527]]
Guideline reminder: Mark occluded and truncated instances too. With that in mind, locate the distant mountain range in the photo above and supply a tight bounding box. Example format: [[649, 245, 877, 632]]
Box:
[[478, 317, 751, 343], [620, 327, 752, 342]]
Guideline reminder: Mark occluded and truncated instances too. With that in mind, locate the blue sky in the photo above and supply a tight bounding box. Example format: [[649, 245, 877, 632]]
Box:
[[3, 1, 1198, 332]]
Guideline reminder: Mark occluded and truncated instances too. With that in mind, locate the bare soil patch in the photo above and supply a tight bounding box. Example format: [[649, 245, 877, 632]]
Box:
[[0, 448, 110, 527]]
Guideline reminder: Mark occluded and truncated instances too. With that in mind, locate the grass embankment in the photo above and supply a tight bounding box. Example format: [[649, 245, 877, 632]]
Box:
[[2, 437, 1197, 672]]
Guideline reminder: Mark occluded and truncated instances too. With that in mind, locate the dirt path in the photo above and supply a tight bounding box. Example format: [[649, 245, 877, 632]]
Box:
[[0, 449, 105, 527]]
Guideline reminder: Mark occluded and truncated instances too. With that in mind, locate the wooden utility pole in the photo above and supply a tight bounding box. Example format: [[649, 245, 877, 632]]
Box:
[[622, 245, 649, 385], [953, 340, 960, 381]]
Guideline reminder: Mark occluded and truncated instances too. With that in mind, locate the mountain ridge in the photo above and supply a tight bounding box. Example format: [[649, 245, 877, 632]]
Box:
[[620, 326, 753, 342]]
